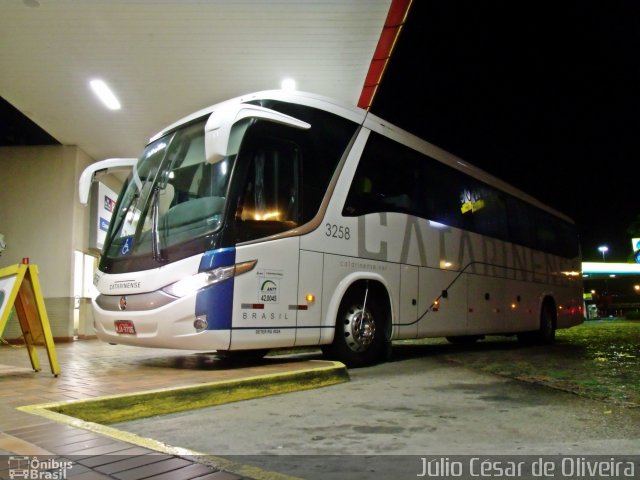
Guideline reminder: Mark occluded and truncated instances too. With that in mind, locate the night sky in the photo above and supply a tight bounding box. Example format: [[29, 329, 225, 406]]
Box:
[[372, 0, 639, 262]]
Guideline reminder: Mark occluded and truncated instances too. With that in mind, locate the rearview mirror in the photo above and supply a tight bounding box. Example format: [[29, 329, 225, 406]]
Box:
[[205, 104, 310, 164], [78, 158, 137, 205]]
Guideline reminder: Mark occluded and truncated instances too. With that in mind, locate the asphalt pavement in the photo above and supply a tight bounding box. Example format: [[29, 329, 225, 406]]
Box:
[[113, 347, 640, 479]]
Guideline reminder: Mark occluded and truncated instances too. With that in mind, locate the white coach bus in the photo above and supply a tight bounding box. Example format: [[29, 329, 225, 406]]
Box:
[[79, 90, 583, 367]]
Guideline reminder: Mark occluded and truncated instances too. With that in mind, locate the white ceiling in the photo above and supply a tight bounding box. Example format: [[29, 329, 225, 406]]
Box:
[[0, 0, 392, 161]]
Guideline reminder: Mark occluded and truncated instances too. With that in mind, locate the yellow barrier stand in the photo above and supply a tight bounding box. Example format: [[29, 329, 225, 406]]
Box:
[[0, 263, 61, 376]]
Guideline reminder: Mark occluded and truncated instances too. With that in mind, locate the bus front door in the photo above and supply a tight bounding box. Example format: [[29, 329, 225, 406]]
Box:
[[231, 237, 300, 350]]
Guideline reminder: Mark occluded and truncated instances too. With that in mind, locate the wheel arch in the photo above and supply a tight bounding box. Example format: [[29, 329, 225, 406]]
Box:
[[538, 292, 558, 324], [518, 291, 559, 345], [321, 272, 394, 346]]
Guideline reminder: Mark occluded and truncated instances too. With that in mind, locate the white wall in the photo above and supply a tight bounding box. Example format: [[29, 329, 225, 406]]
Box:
[[0, 145, 94, 340]]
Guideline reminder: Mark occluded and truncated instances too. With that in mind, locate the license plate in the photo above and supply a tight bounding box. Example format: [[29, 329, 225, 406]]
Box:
[[114, 320, 136, 335]]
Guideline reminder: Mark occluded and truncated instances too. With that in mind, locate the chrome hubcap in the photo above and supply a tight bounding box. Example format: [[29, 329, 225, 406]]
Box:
[[342, 304, 376, 352]]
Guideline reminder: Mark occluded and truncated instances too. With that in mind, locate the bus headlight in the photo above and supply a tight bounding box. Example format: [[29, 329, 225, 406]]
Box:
[[163, 260, 257, 298]]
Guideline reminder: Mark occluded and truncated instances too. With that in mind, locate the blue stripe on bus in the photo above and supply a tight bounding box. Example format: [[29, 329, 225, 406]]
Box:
[[198, 247, 236, 271], [196, 247, 236, 331]]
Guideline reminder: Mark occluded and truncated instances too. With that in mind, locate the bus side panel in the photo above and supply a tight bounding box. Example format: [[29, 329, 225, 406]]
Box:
[[230, 237, 300, 350], [501, 277, 539, 334], [417, 267, 467, 337], [466, 270, 507, 335], [295, 249, 324, 346], [397, 264, 418, 339]]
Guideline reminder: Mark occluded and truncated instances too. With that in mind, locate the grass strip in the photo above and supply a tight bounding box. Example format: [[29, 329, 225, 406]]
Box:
[[457, 320, 640, 406], [47, 361, 349, 424], [396, 320, 640, 406]]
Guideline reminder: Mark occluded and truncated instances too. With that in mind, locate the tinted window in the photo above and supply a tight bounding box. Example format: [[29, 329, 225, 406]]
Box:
[[235, 134, 301, 242], [343, 132, 578, 258], [234, 102, 359, 242]]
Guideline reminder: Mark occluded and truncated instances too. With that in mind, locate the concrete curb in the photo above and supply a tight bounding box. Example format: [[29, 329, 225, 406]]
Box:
[[43, 359, 349, 424], [17, 359, 349, 480]]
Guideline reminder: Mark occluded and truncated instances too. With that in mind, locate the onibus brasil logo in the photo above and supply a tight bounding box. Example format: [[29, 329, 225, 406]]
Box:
[[8, 456, 73, 479]]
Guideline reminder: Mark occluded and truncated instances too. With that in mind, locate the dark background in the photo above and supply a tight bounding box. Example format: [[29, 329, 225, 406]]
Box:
[[1, 0, 638, 262], [373, 0, 639, 262]]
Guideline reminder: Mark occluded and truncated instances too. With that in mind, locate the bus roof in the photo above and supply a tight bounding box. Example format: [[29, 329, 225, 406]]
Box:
[[149, 90, 367, 143], [150, 90, 575, 225]]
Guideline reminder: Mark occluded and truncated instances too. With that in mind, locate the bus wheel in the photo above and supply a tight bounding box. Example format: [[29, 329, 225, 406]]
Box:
[[537, 300, 557, 344], [323, 286, 388, 368], [518, 299, 556, 345]]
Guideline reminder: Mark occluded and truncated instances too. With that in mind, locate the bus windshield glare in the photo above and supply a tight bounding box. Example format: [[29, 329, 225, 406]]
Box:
[[102, 119, 232, 264]]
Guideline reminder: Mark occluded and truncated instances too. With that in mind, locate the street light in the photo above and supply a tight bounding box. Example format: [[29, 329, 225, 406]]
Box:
[[598, 245, 609, 261]]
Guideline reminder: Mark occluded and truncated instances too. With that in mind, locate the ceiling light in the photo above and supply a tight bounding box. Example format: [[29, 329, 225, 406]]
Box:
[[281, 78, 296, 91], [89, 79, 121, 110]]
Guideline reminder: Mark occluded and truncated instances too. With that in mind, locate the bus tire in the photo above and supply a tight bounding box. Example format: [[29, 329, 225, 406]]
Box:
[[518, 299, 556, 345], [537, 299, 557, 344], [322, 286, 389, 368]]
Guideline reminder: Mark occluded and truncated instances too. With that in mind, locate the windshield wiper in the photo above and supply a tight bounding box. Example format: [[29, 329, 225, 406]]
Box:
[[150, 186, 165, 262]]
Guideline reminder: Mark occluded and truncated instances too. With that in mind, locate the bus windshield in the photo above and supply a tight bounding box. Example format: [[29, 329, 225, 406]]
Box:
[[102, 119, 232, 265]]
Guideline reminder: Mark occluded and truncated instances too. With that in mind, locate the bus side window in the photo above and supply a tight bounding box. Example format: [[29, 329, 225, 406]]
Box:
[[235, 135, 302, 242], [343, 133, 420, 217]]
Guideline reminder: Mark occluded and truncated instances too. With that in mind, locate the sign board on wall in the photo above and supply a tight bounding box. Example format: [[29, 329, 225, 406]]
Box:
[[89, 182, 118, 250], [0, 263, 60, 375]]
